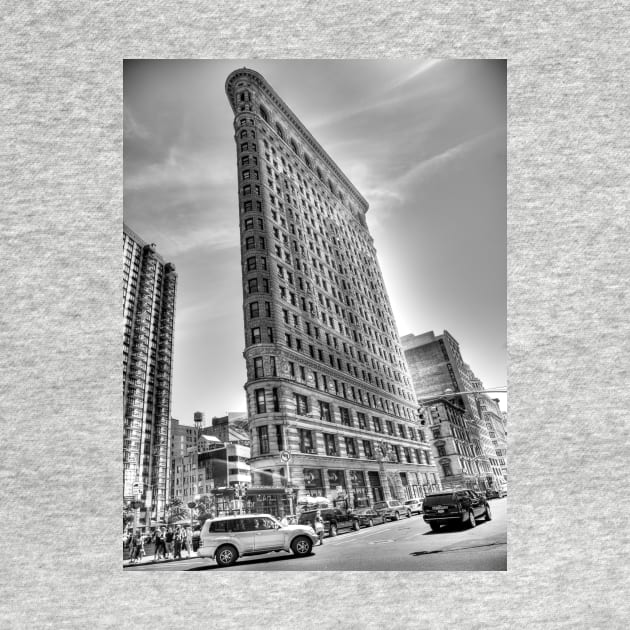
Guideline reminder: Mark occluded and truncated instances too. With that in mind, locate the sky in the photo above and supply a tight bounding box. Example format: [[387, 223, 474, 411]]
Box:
[[123, 59, 507, 423]]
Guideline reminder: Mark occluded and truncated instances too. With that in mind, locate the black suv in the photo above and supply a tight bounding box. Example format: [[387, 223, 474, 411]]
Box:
[[298, 507, 361, 537], [422, 489, 491, 531]]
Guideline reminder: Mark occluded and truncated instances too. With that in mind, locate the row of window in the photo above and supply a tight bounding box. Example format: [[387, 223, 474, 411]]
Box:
[[252, 386, 421, 440], [250, 354, 415, 422], [255, 422, 431, 465]]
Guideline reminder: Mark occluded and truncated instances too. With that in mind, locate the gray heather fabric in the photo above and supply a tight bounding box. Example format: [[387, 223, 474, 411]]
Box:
[[1, 2, 628, 628]]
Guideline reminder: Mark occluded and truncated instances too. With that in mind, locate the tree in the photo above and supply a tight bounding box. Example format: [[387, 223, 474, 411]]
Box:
[[195, 494, 215, 525], [165, 498, 188, 524]]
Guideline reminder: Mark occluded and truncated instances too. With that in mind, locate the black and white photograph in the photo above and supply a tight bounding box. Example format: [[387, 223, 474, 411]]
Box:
[[122, 59, 507, 571]]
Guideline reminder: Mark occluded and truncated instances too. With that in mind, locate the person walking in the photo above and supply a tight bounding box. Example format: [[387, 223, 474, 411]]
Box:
[[181, 525, 194, 558], [152, 527, 166, 562], [173, 526, 183, 560], [164, 527, 174, 559], [129, 531, 145, 564], [314, 510, 325, 546]]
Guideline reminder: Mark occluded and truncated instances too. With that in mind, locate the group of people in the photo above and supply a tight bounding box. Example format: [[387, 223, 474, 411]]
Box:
[[125, 525, 195, 564]]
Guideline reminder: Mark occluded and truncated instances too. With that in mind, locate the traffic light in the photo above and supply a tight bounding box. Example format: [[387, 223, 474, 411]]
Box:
[[418, 406, 427, 425]]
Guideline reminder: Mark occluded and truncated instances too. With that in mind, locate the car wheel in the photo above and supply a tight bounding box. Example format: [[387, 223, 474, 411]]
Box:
[[485, 504, 492, 521], [329, 523, 338, 537], [394, 512, 400, 521], [215, 545, 237, 567], [352, 520, 360, 531], [291, 536, 313, 557], [430, 523, 441, 532], [368, 518, 374, 527], [468, 511, 476, 528], [406, 510, 411, 518]]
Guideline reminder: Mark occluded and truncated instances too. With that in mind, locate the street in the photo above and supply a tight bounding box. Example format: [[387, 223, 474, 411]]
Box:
[[124, 498, 506, 571]]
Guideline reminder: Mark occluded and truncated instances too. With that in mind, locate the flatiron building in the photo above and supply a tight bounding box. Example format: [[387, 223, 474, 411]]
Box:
[[225, 69, 441, 509]]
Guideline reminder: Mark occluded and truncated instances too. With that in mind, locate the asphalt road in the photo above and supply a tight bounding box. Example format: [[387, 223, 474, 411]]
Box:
[[124, 498, 507, 572]]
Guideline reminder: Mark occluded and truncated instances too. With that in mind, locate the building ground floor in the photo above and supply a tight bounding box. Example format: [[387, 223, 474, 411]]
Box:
[[244, 455, 442, 518]]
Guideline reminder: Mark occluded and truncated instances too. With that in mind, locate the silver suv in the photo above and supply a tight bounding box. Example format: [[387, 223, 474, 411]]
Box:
[[198, 514, 319, 567], [373, 499, 412, 521]]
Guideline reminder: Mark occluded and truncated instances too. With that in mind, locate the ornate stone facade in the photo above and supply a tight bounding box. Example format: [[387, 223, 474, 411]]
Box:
[[225, 69, 441, 508]]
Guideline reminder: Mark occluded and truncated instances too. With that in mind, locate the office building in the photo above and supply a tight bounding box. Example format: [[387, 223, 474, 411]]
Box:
[[123, 224, 177, 529], [401, 330, 501, 491], [225, 68, 440, 512]]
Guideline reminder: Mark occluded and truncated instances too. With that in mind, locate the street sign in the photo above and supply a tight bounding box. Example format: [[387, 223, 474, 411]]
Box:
[[280, 450, 291, 463]]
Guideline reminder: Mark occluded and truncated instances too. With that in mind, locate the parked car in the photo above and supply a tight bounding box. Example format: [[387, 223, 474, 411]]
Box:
[[373, 499, 412, 521], [486, 486, 507, 500], [423, 489, 491, 531], [403, 498, 424, 515], [351, 507, 386, 528], [299, 506, 362, 536], [197, 514, 318, 567]]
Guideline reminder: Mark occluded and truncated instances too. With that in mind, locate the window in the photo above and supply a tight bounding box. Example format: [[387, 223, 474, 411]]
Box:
[[295, 394, 308, 416], [248, 278, 258, 293], [253, 356, 264, 378], [251, 327, 261, 344], [244, 217, 254, 230], [340, 407, 351, 426], [344, 437, 357, 457], [373, 417, 382, 433], [258, 425, 269, 454], [319, 401, 331, 422], [255, 389, 266, 414], [357, 412, 367, 430], [245, 236, 255, 250], [363, 440, 374, 458], [441, 461, 452, 477], [398, 424, 406, 438], [246, 256, 256, 271], [276, 424, 284, 450], [437, 445, 447, 457], [299, 428, 314, 453], [324, 433, 337, 456], [249, 302, 259, 318], [272, 387, 280, 412], [386, 420, 394, 435]]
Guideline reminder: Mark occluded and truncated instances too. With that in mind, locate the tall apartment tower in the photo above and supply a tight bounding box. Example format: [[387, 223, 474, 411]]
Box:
[[123, 224, 177, 528], [401, 330, 499, 491], [225, 69, 440, 508]]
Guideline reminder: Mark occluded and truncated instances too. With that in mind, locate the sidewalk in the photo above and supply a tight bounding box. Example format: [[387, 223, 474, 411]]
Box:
[[124, 551, 198, 566]]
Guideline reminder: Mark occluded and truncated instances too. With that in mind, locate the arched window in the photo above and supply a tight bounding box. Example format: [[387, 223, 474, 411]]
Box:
[[290, 139, 298, 154], [275, 123, 284, 140], [260, 106, 269, 123], [304, 154, 311, 168]]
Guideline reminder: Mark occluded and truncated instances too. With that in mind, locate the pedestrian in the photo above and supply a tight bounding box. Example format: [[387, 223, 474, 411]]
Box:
[[130, 531, 145, 564], [181, 525, 194, 558], [164, 526, 174, 559], [152, 527, 165, 562], [173, 526, 183, 560], [314, 510, 325, 546]]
